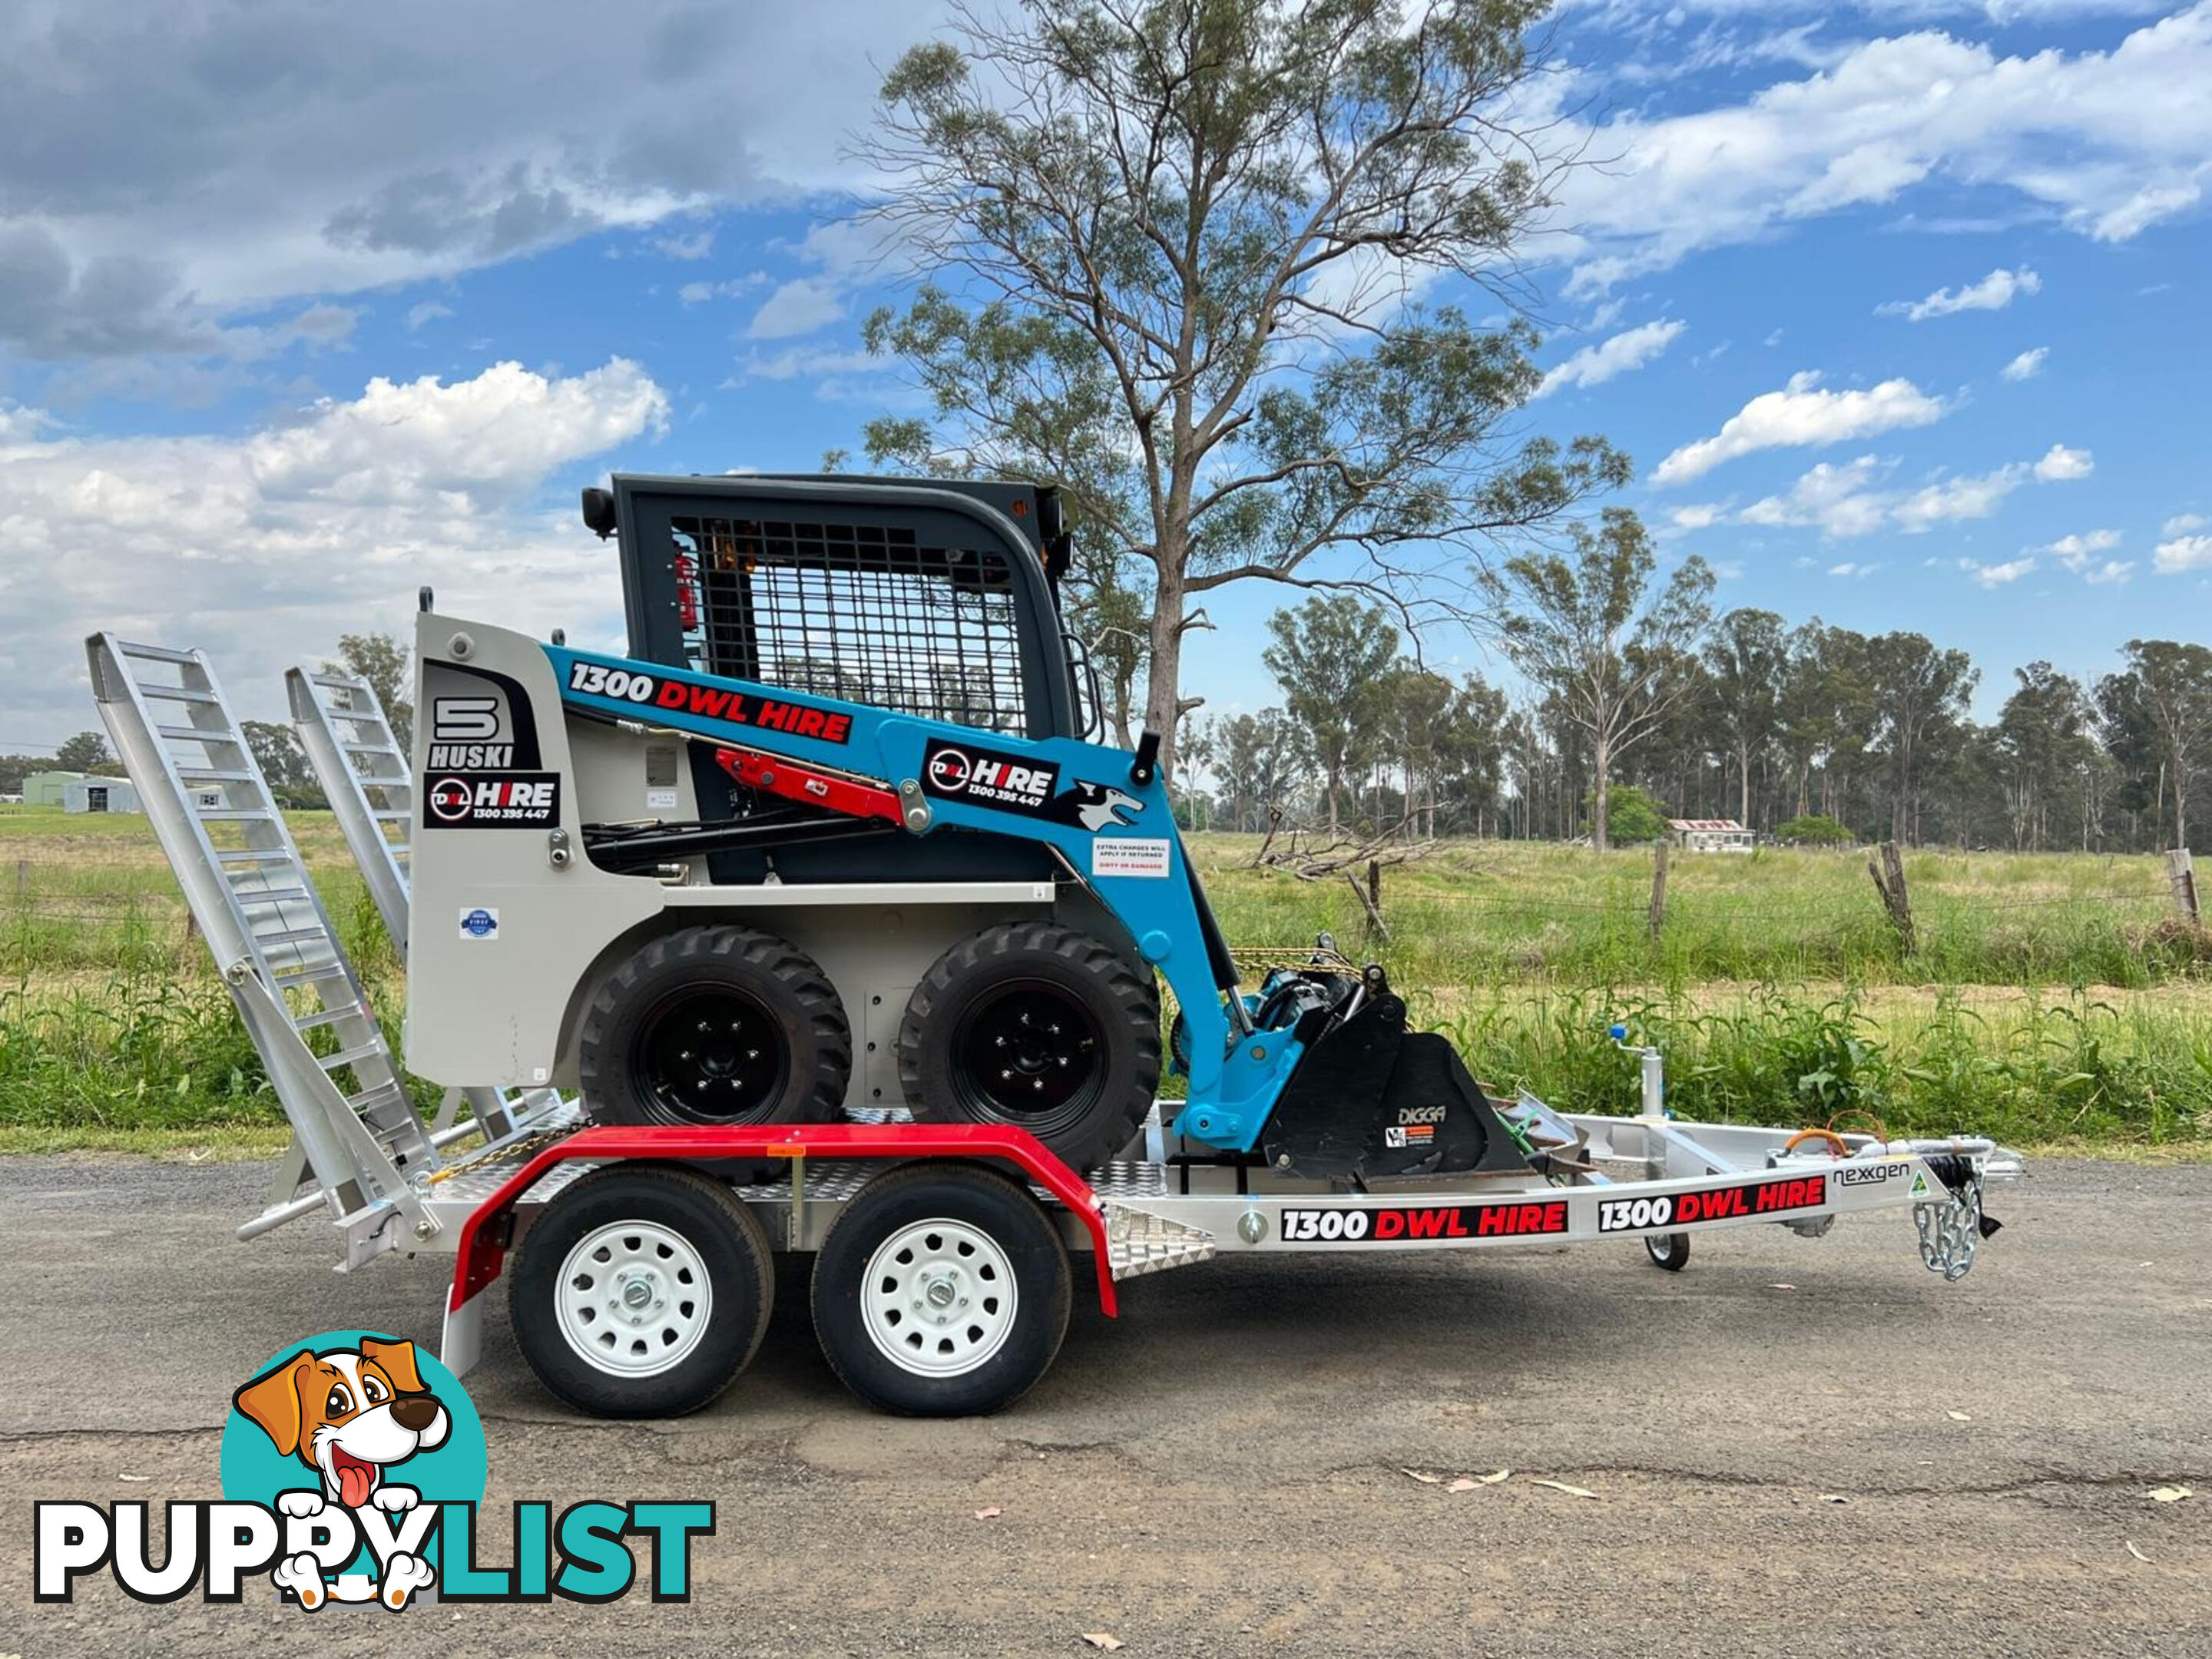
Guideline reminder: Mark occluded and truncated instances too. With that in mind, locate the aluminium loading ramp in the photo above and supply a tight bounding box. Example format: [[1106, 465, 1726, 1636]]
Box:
[[287, 661, 564, 1144], [86, 634, 554, 1268]]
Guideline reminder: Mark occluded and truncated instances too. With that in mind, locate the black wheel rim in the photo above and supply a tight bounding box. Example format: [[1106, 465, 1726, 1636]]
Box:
[[951, 979, 1105, 1138], [634, 985, 790, 1124]]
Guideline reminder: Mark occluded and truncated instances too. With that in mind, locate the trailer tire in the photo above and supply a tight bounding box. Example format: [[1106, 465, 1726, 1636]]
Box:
[[810, 1163, 1070, 1417], [512, 1166, 773, 1418], [899, 922, 1159, 1171], [1645, 1231, 1690, 1271], [580, 925, 849, 1129]]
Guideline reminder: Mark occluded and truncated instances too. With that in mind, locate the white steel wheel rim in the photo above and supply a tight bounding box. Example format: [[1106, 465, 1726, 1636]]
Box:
[[861, 1217, 1019, 1378], [556, 1220, 714, 1377]]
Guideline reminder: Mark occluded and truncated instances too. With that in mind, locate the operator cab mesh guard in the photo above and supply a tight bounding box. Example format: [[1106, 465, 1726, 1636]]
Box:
[[588, 475, 1088, 889]]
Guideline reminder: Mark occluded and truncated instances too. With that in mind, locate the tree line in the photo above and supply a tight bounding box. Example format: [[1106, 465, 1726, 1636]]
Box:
[[1185, 558, 2212, 856]]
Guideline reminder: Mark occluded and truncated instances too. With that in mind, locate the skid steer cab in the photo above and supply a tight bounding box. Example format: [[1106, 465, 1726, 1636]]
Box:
[[404, 472, 1527, 1183]]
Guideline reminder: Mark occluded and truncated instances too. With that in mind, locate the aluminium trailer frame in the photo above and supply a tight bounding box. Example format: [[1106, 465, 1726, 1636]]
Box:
[[89, 631, 2024, 1416], [421, 1103, 2022, 1401]]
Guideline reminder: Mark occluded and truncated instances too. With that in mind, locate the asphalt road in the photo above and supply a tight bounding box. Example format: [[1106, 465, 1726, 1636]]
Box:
[[3, 1154, 2207, 1657]]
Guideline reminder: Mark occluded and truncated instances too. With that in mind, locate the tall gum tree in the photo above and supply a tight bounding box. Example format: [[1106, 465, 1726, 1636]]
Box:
[[858, 0, 1631, 775], [1475, 508, 1713, 852]]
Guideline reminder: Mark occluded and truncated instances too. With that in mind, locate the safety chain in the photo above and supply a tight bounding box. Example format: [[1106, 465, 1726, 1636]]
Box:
[[1913, 1174, 1984, 1282], [423, 1126, 571, 1187]]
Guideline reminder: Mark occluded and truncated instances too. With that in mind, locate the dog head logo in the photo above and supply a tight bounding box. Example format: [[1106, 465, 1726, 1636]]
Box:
[[233, 1336, 450, 1512], [1058, 781, 1144, 831], [223, 1330, 486, 1612]]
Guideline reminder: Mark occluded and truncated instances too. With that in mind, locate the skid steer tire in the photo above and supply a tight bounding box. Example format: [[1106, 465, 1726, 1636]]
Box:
[[579, 925, 850, 1130], [898, 922, 1159, 1171]]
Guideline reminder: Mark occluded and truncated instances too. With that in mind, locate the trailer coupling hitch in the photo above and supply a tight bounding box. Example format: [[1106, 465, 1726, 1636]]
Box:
[[1913, 1153, 2001, 1282]]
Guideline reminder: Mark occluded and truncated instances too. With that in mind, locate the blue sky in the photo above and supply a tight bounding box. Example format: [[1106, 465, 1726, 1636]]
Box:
[[1, 0, 2207, 748]]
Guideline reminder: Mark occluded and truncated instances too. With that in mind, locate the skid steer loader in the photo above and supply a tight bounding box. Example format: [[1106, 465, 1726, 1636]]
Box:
[[404, 474, 1530, 1182]]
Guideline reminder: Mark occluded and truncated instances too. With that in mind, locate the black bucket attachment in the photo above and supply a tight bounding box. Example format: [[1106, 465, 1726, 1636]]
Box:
[[1258, 966, 1532, 1182]]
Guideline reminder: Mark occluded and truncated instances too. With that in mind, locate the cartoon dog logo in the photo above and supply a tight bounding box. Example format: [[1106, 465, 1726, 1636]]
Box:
[[232, 1336, 450, 1610], [1052, 781, 1144, 831]]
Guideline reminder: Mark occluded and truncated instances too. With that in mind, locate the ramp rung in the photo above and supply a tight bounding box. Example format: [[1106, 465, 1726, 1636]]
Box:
[[254, 926, 329, 948], [318, 1041, 386, 1073], [141, 684, 219, 704], [292, 1003, 366, 1033], [216, 847, 291, 864], [370, 809, 410, 821], [194, 808, 272, 822], [178, 767, 255, 783], [116, 642, 200, 665], [271, 959, 349, 985], [157, 724, 238, 743], [233, 886, 312, 906], [342, 741, 400, 756]]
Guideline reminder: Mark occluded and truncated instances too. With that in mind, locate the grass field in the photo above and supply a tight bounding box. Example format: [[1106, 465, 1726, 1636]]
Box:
[[2, 806, 2207, 1155]]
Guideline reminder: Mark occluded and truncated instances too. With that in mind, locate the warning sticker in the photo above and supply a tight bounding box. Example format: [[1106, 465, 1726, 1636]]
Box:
[[1091, 837, 1172, 879]]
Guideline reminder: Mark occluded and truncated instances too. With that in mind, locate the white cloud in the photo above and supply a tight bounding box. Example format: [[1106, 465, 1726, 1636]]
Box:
[[746, 277, 846, 340], [1669, 502, 1727, 531], [1827, 561, 1882, 578], [651, 229, 715, 261], [0, 0, 931, 366], [678, 274, 769, 306], [1959, 555, 2035, 588], [2083, 559, 2136, 584], [1652, 372, 1948, 484], [2000, 346, 2048, 381], [2041, 529, 2122, 570], [1555, 9, 2212, 295], [2094, 181, 2204, 241], [2033, 442, 2094, 481], [1535, 319, 1687, 397], [1734, 442, 2094, 538], [1879, 267, 2041, 321], [2164, 513, 2208, 535], [405, 301, 454, 331], [0, 359, 667, 738], [2155, 534, 2212, 574], [1893, 464, 2032, 531], [1741, 455, 1894, 537]]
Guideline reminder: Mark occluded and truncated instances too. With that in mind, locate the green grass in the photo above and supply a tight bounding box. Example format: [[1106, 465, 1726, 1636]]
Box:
[[0, 809, 2207, 1154]]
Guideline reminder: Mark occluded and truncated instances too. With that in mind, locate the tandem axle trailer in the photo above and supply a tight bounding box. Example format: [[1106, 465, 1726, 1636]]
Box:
[[90, 629, 2021, 1419]]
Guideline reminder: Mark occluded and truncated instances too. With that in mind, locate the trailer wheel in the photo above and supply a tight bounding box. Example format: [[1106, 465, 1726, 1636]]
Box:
[[899, 922, 1159, 1171], [580, 925, 849, 1128], [1645, 1231, 1690, 1271], [810, 1164, 1071, 1417], [512, 1167, 773, 1418]]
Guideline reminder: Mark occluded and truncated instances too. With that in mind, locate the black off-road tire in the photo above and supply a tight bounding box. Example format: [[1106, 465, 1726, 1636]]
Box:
[[898, 922, 1160, 1171], [579, 925, 849, 1129], [810, 1163, 1071, 1417], [512, 1166, 773, 1418]]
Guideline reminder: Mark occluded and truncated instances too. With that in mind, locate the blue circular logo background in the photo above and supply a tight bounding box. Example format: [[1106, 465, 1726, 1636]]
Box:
[[462, 908, 496, 937], [221, 1330, 488, 1578]]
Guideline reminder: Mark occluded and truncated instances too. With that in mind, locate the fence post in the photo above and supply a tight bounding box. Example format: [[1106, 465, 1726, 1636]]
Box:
[[2167, 848, 2200, 926], [13, 858, 25, 895], [1867, 841, 1915, 952], [1346, 863, 1389, 942], [1648, 839, 1669, 938]]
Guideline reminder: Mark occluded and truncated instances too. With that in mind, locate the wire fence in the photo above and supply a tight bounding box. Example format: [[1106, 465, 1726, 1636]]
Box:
[[1, 830, 2200, 988]]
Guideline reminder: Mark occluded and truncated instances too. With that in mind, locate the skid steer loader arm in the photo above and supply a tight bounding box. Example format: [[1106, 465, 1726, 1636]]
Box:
[[540, 641, 1300, 1148]]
